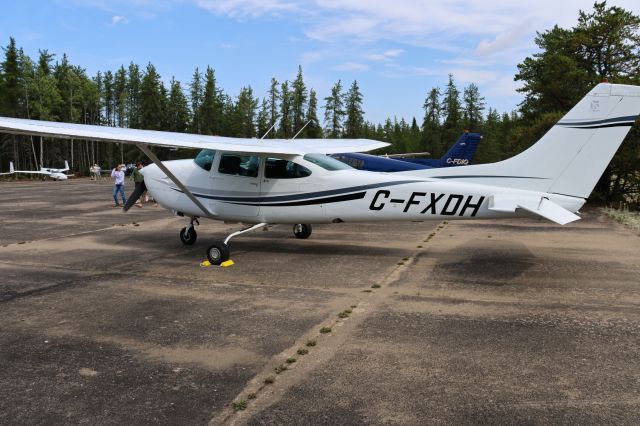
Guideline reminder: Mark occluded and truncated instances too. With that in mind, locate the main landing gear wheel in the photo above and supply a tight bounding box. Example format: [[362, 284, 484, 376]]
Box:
[[179, 226, 197, 245], [207, 242, 229, 265], [293, 224, 312, 239]]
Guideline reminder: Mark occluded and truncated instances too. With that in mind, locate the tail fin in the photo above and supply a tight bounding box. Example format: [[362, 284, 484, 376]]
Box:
[[63, 160, 69, 172], [409, 83, 640, 198], [399, 132, 482, 168], [10, 161, 14, 174], [438, 132, 481, 167]]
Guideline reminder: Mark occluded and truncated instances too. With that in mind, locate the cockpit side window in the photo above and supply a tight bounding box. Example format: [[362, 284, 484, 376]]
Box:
[[194, 149, 216, 171], [218, 154, 260, 177], [265, 158, 312, 179]]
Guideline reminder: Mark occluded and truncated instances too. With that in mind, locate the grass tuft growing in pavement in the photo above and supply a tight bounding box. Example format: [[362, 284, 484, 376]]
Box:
[[297, 348, 309, 355], [371, 284, 381, 289], [232, 400, 247, 411], [306, 339, 317, 347], [275, 365, 287, 374], [286, 357, 296, 364], [320, 327, 332, 334], [247, 393, 257, 400], [338, 311, 350, 318], [264, 376, 275, 384]]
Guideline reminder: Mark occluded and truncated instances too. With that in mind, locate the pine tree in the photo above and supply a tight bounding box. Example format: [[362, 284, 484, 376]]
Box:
[[462, 83, 485, 131], [344, 80, 364, 138], [126, 63, 141, 128], [231, 86, 257, 138], [291, 65, 307, 136], [139, 62, 164, 130], [256, 98, 270, 138], [114, 66, 127, 127], [167, 77, 190, 133], [30, 50, 61, 121], [267, 78, 280, 138], [199, 66, 223, 135], [189, 67, 203, 133], [422, 87, 441, 156], [323, 80, 344, 138], [0, 37, 21, 117], [304, 89, 322, 138], [37, 49, 54, 76], [93, 71, 103, 124], [102, 70, 114, 125], [441, 74, 462, 154], [279, 80, 292, 138]]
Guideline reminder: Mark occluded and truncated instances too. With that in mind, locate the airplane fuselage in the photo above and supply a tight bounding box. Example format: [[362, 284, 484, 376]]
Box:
[[141, 154, 585, 224]]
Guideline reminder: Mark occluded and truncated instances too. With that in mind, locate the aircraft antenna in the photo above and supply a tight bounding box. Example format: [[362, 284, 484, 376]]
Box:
[[260, 122, 277, 140], [291, 120, 311, 140]]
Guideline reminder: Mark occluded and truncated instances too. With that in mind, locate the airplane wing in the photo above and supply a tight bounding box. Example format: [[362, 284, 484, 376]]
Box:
[[0, 117, 389, 155], [488, 194, 580, 225], [13, 170, 52, 176]]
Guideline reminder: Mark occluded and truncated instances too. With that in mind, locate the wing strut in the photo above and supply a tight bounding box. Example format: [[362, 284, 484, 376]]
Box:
[[135, 143, 216, 219]]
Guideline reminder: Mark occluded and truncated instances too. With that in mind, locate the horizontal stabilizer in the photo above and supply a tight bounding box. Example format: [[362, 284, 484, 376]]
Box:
[[488, 195, 580, 225]]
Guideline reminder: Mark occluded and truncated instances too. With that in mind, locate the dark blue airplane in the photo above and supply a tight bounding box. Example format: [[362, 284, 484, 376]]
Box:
[[332, 132, 481, 172]]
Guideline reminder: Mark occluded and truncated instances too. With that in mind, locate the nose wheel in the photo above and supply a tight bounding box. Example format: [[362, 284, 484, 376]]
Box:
[[207, 242, 230, 265]]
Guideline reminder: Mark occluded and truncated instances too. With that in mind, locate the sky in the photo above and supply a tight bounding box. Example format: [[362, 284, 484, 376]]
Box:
[[1, 0, 638, 124]]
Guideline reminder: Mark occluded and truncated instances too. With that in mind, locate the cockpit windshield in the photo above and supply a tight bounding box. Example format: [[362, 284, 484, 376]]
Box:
[[194, 149, 216, 171], [303, 153, 353, 171]]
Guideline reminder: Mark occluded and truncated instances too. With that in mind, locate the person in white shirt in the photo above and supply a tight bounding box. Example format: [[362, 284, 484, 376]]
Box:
[[111, 165, 126, 207]]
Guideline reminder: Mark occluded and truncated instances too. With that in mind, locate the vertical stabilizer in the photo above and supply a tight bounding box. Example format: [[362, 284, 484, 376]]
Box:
[[405, 83, 640, 199]]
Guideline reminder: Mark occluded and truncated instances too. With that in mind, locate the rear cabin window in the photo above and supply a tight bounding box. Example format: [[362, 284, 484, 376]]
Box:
[[265, 158, 312, 179], [194, 149, 216, 171], [303, 153, 353, 171], [218, 154, 260, 177], [331, 154, 364, 170]]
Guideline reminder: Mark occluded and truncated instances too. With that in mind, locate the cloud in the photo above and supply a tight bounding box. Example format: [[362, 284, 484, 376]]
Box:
[[189, 0, 639, 61], [110, 15, 129, 25], [194, 0, 298, 18], [365, 48, 404, 62], [474, 25, 532, 56], [333, 62, 370, 72]]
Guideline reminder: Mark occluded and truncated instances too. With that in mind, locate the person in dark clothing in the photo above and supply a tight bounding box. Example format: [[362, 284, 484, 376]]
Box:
[[123, 162, 146, 211]]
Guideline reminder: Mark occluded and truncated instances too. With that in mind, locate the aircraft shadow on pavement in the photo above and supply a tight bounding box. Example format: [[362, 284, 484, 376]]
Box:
[[428, 240, 536, 285]]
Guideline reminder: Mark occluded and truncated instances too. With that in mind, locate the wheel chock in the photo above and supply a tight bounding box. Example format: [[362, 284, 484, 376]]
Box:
[[199, 259, 234, 268]]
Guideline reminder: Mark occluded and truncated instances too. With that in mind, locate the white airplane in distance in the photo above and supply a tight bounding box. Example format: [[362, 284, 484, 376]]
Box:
[[0, 162, 14, 176], [0, 83, 638, 265], [5, 160, 70, 180]]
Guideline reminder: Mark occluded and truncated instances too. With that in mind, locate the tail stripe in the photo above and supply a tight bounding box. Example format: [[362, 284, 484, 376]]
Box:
[[557, 115, 638, 127]]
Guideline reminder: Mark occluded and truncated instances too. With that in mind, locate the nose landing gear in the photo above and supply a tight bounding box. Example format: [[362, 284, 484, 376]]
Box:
[[179, 217, 199, 245], [206, 222, 268, 265]]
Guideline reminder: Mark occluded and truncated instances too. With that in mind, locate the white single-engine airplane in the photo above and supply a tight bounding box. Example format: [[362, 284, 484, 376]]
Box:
[[5, 160, 70, 180], [0, 83, 638, 264]]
